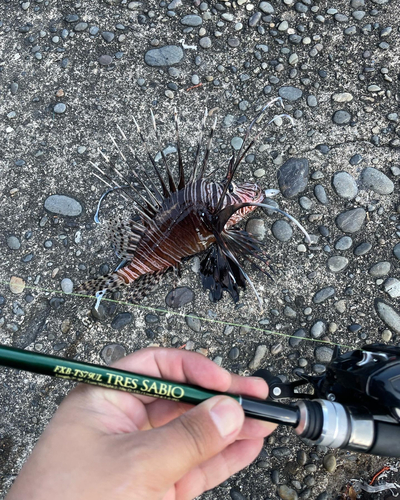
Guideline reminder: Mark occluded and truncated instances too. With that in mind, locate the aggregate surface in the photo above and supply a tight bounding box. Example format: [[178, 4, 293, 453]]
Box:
[[0, 0, 400, 498]]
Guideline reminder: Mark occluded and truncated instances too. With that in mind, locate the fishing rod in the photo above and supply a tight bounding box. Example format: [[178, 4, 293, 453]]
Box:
[[1, 343, 400, 457]]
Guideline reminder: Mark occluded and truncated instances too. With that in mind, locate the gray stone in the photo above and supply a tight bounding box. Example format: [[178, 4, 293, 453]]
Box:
[[272, 220, 293, 242], [374, 299, 400, 333], [54, 103, 66, 114], [383, 278, 400, 299], [98, 55, 112, 65], [272, 447, 291, 459], [144, 45, 184, 66], [61, 278, 73, 294], [332, 171, 358, 199], [327, 256, 348, 273], [332, 110, 351, 125], [166, 287, 194, 308], [335, 236, 352, 250], [315, 346, 334, 363], [277, 158, 309, 198], [354, 241, 372, 256], [44, 194, 83, 217], [313, 287, 335, 304], [314, 184, 328, 205], [299, 196, 312, 210], [248, 345, 267, 370], [7, 236, 21, 250], [101, 31, 115, 42], [369, 261, 391, 277], [278, 484, 298, 500], [394, 243, 400, 260], [360, 167, 394, 195], [101, 343, 126, 364], [199, 37, 211, 49], [289, 328, 306, 347], [307, 95, 317, 107], [310, 320, 326, 338], [181, 15, 202, 26], [259, 1, 274, 14], [111, 312, 133, 330], [323, 454, 337, 473], [74, 22, 88, 31], [278, 86, 303, 101], [185, 315, 201, 332], [335, 208, 366, 233]]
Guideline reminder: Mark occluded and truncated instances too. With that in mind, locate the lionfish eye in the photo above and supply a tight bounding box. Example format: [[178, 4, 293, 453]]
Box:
[[228, 184, 234, 193]]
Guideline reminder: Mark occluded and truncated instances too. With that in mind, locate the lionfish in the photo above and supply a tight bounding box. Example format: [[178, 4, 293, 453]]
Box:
[[76, 98, 309, 307]]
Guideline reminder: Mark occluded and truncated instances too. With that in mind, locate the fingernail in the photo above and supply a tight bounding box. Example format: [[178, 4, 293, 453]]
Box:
[[209, 396, 243, 438]]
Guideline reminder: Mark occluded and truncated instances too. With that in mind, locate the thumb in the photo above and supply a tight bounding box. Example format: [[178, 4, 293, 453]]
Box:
[[142, 395, 245, 489]]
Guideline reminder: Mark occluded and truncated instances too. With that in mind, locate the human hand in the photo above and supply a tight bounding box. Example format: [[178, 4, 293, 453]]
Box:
[[7, 347, 276, 500]]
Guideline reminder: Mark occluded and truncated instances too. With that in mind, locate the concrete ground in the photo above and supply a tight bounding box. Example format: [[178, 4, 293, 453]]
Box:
[[0, 0, 400, 498]]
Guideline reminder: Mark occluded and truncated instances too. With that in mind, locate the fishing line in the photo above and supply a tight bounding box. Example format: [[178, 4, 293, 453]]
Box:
[[0, 280, 357, 350]]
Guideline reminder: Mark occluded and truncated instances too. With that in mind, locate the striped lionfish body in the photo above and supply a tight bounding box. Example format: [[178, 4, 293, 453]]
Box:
[[76, 99, 309, 306]]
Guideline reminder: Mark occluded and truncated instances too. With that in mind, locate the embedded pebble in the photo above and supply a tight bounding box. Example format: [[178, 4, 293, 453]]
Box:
[[111, 312, 133, 330], [354, 242, 372, 256], [54, 103, 66, 114], [360, 167, 394, 195], [374, 299, 400, 333], [289, 328, 306, 347], [272, 220, 293, 242], [185, 315, 201, 332], [332, 92, 353, 102], [7, 236, 21, 250], [315, 346, 334, 363], [310, 320, 326, 338], [332, 172, 358, 199], [60, 278, 73, 294], [332, 110, 351, 125], [335, 236, 352, 250], [277, 158, 309, 198], [248, 344, 267, 370], [369, 261, 391, 277], [181, 15, 202, 26], [278, 86, 303, 101], [144, 45, 184, 66], [313, 287, 335, 304], [259, 2, 274, 14], [98, 55, 113, 65], [10, 277, 26, 294], [44, 194, 83, 217], [314, 184, 328, 205], [335, 208, 366, 233], [278, 485, 298, 500], [327, 256, 348, 273], [166, 287, 194, 308], [393, 243, 400, 260], [101, 344, 126, 364], [323, 454, 337, 473]]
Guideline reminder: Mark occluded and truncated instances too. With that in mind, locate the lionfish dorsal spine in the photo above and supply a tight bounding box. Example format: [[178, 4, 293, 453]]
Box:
[[150, 109, 177, 193]]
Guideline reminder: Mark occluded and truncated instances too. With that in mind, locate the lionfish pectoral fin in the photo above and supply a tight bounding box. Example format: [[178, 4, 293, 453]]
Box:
[[107, 216, 146, 259], [129, 270, 165, 304], [199, 246, 242, 303]]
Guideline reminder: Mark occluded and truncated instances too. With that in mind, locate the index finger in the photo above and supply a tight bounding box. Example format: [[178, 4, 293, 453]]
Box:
[[111, 347, 270, 401]]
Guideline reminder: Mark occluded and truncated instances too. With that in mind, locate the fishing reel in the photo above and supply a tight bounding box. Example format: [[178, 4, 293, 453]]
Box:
[[255, 344, 400, 457]]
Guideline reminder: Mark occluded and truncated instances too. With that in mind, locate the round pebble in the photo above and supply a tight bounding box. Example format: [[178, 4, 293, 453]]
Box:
[[272, 220, 293, 242], [336, 208, 366, 233], [313, 287, 335, 304], [101, 343, 126, 364], [144, 45, 184, 66], [7, 236, 21, 250], [60, 278, 73, 294], [374, 299, 400, 333], [111, 312, 133, 330], [323, 454, 337, 473], [332, 172, 358, 199], [54, 103, 66, 114], [98, 54, 112, 65], [369, 261, 391, 277], [360, 167, 394, 195], [327, 256, 348, 273], [44, 195, 83, 217], [166, 287, 194, 308], [332, 110, 351, 125]]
